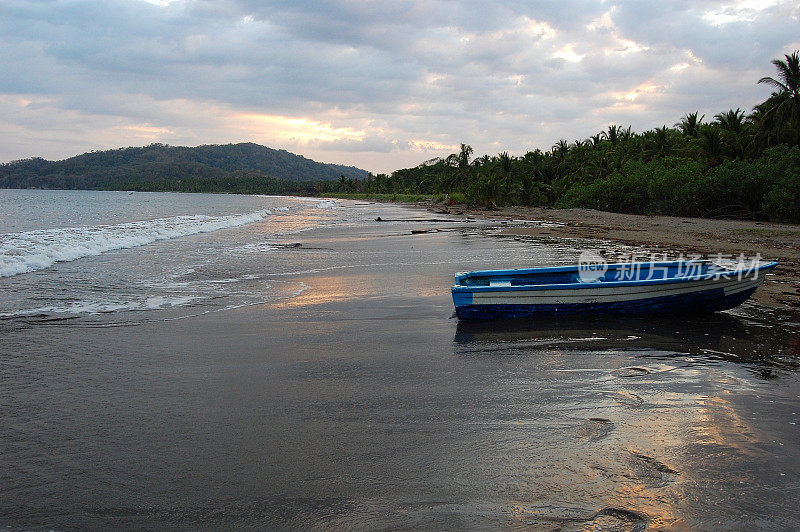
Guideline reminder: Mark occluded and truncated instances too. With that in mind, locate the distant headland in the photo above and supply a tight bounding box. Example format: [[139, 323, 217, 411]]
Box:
[[0, 142, 368, 196]]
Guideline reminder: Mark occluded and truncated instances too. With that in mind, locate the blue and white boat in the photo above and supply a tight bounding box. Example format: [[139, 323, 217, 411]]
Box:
[[452, 260, 778, 319]]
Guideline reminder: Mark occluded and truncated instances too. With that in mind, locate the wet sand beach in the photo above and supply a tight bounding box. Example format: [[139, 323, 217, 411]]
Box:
[[2, 198, 800, 530]]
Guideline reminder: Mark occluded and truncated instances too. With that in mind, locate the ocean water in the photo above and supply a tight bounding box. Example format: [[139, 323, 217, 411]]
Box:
[[0, 190, 380, 321], [2, 189, 799, 530]]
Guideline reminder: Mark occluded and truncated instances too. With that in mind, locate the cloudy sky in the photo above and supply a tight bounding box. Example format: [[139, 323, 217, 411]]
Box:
[[1, 0, 798, 173]]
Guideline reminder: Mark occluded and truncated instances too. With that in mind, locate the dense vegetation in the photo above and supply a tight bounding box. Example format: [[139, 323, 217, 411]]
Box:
[[0, 142, 367, 194], [333, 52, 800, 223]]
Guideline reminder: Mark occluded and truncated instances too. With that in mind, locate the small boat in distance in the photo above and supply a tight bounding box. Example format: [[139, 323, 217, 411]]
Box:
[[452, 260, 778, 319]]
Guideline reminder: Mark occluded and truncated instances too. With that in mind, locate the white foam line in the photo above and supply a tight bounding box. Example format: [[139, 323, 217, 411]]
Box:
[[0, 295, 203, 318], [0, 210, 271, 278], [262, 259, 464, 278]]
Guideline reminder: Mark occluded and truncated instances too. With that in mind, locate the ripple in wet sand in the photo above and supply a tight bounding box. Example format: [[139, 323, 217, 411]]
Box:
[[612, 366, 652, 378], [588, 507, 649, 532], [575, 417, 615, 442], [612, 391, 645, 407], [626, 450, 681, 488]]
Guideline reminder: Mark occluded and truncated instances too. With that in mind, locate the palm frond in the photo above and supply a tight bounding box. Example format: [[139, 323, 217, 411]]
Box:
[[758, 76, 789, 92]]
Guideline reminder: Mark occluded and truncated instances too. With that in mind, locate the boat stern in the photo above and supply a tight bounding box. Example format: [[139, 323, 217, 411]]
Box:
[[451, 286, 473, 308]]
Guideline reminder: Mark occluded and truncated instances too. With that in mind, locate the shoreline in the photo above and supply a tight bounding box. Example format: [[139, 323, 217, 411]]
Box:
[[412, 202, 800, 310]]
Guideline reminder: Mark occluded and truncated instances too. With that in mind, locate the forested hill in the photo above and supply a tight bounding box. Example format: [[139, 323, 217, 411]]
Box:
[[0, 143, 368, 192]]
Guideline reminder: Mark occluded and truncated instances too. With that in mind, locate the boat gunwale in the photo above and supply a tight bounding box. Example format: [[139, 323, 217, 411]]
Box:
[[452, 261, 778, 293], [455, 260, 709, 279]]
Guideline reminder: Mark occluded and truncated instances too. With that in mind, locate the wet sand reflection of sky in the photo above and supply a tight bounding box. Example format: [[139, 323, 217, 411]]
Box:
[[451, 310, 800, 528]]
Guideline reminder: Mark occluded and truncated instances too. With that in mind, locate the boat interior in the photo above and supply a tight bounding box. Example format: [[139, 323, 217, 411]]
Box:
[[454, 260, 732, 287]]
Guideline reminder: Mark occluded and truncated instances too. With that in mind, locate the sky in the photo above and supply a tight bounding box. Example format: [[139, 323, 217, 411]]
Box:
[[1, 0, 799, 174]]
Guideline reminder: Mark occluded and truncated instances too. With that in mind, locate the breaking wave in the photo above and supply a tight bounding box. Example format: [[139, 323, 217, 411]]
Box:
[[0, 210, 271, 278]]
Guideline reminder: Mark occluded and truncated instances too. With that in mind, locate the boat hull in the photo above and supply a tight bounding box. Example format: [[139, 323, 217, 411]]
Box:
[[452, 265, 773, 319]]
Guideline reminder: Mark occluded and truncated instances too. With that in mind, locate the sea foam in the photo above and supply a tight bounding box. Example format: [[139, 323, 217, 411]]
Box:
[[0, 210, 271, 278]]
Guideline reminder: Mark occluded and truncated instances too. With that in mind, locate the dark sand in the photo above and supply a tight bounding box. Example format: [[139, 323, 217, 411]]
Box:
[[2, 203, 800, 530], [423, 203, 800, 309]]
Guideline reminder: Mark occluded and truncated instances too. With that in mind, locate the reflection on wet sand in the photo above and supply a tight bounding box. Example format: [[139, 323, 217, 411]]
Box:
[[451, 310, 800, 529], [454, 310, 800, 374], [695, 394, 759, 451], [270, 274, 377, 308]]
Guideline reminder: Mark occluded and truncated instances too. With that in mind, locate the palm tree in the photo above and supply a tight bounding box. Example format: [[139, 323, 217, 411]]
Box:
[[470, 169, 500, 208], [714, 109, 746, 157], [441, 143, 474, 193], [476, 154, 491, 167], [758, 50, 800, 145], [653, 125, 675, 157], [520, 150, 552, 204], [676, 112, 704, 137], [497, 151, 513, 173], [552, 139, 570, 157], [521, 150, 546, 181], [714, 108, 745, 133], [495, 151, 521, 205], [748, 100, 783, 151], [457, 143, 473, 169], [603, 125, 620, 146], [700, 125, 724, 165], [551, 140, 570, 179]]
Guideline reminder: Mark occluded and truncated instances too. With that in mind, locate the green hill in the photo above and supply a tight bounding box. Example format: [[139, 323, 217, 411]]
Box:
[[0, 143, 368, 193]]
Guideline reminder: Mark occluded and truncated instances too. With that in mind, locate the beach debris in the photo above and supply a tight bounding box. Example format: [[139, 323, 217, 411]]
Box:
[[376, 217, 450, 222]]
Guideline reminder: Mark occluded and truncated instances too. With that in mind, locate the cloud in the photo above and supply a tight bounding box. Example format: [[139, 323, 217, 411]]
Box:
[[0, 0, 798, 172]]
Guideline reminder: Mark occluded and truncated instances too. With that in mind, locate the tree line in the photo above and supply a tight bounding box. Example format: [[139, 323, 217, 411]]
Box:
[[332, 52, 800, 223]]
